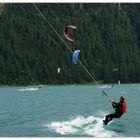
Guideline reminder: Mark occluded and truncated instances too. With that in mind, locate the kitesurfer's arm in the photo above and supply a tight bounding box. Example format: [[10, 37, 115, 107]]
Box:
[[111, 101, 117, 108]]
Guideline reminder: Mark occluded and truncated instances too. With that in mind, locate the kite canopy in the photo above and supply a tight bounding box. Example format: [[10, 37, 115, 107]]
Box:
[[113, 68, 118, 72], [57, 68, 60, 74], [73, 50, 80, 64], [63, 25, 77, 42]]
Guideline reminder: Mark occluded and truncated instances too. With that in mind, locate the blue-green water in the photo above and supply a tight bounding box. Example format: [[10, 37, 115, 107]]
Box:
[[0, 84, 139, 137]]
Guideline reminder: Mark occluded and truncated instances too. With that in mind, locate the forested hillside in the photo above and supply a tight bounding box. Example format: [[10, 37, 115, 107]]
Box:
[[0, 3, 140, 85]]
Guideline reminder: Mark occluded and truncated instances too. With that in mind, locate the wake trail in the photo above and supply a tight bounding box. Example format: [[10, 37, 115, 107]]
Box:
[[44, 111, 119, 137], [19, 88, 39, 91]]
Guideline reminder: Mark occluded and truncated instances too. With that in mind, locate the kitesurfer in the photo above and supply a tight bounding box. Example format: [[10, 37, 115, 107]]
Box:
[[38, 85, 42, 89], [103, 96, 126, 125]]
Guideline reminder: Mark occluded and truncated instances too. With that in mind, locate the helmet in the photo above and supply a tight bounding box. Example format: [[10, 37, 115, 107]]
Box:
[[120, 96, 125, 100]]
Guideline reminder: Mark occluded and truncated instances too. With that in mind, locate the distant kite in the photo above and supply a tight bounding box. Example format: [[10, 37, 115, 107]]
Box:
[[73, 50, 80, 64], [113, 68, 118, 72], [63, 25, 77, 42], [57, 68, 60, 74]]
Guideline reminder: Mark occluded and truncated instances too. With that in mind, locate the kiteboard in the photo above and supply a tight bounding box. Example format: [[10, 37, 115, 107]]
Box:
[[103, 119, 112, 125]]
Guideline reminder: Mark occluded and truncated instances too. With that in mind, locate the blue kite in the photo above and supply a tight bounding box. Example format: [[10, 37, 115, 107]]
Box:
[[73, 50, 80, 64]]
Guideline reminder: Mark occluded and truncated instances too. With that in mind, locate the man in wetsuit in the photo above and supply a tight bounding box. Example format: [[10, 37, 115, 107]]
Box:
[[103, 96, 126, 125]]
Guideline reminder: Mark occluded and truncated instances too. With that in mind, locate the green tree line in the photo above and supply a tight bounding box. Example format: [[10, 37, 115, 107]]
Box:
[[0, 3, 139, 85]]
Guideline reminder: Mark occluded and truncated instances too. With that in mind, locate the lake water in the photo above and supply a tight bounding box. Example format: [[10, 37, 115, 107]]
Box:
[[0, 84, 139, 137]]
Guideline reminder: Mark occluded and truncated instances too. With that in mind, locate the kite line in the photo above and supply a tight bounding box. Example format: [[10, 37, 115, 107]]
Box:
[[33, 3, 111, 100]]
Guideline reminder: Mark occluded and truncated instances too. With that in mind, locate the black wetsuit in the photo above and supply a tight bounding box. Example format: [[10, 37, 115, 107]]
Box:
[[103, 101, 124, 125]]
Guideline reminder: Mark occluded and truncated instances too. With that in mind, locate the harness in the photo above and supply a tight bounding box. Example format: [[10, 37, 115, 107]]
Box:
[[122, 102, 127, 113]]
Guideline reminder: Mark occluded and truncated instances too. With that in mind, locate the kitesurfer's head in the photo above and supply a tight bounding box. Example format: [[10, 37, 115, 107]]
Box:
[[120, 96, 125, 102]]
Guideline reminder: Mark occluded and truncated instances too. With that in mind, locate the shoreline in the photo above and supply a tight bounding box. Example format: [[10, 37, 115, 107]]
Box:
[[0, 82, 139, 87]]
